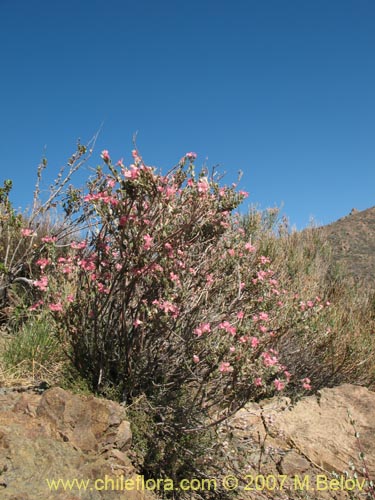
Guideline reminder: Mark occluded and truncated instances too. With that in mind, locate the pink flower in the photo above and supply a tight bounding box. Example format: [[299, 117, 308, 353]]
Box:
[[245, 242, 256, 253], [262, 351, 278, 367], [259, 255, 271, 265], [49, 302, 63, 312], [227, 248, 235, 257], [170, 272, 180, 282], [256, 270, 268, 280], [29, 300, 44, 311], [302, 378, 311, 390], [251, 337, 259, 348], [239, 190, 249, 198], [193, 355, 200, 363], [274, 379, 285, 391], [259, 312, 269, 322], [133, 319, 143, 327], [206, 274, 214, 285], [101, 150, 110, 162], [219, 362, 233, 373], [123, 165, 139, 179], [219, 321, 236, 336], [119, 216, 128, 227], [41, 235, 56, 243], [197, 178, 209, 194], [194, 327, 203, 337], [66, 295, 74, 303], [78, 259, 95, 271], [254, 377, 262, 387], [284, 371, 291, 382], [36, 258, 50, 270], [70, 241, 87, 250], [97, 282, 110, 294], [33, 276, 48, 291], [203, 323, 211, 333], [164, 185, 176, 198], [106, 178, 116, 189], [143, 234, 153, 250], [194, 322, 211, 337], [185, 152, 197, 160], [237, 311, 244, 319], [21, 228, 35, 237], [153, 299, 180, 318]]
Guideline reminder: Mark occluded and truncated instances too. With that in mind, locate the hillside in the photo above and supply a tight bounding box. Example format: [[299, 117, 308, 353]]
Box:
[[320, 206, 375, 286]]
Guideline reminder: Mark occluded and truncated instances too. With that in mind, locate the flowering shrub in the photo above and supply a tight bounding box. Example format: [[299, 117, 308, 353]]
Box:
[[5, 141, 375, 499], [0, 141, 94, 326], [16, 148, 327, 485]]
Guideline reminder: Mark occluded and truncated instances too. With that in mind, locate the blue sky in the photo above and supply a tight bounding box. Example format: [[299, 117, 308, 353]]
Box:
[[1, 0, 374, 229]]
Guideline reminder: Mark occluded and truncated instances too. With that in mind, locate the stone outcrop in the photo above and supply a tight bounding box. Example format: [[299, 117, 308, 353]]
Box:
[[226, 384, 375, 499], [0, 387, 154, 500], [1, 384, 374, 499]]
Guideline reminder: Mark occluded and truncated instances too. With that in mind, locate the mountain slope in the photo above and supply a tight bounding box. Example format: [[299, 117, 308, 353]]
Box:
[[321, 206, 375, 285]]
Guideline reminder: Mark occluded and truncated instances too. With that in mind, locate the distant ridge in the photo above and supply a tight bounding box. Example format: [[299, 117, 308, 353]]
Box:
[[320, 206, 375, 285]]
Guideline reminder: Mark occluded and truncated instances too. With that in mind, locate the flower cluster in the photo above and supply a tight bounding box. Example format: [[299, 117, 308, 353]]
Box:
[[23, 149, 324, 426]]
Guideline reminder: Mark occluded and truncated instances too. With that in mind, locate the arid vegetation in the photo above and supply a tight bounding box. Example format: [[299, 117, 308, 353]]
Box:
[[1, 143, 375, 498]]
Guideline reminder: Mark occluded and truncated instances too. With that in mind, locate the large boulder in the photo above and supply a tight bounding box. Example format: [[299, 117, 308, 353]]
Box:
[[226, 384, 375, 499], [0, 387, 155, 500], [36, 387, 132, 453], [270, 384, 375, 475]]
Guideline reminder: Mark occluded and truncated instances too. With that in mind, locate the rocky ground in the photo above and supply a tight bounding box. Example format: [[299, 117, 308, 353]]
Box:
[[0, 386, 155, 500], [0, 384, 374, 499], [223, 383, 375, 499]]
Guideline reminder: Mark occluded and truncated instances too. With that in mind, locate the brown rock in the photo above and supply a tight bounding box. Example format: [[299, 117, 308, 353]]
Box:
[[280, 449, 311, 475], [228, 384, 375, 500], [272, 384, 375, 475], [114, 420, 132, 451], [36, 387, 132, 453], [0, 388, 156, 500]]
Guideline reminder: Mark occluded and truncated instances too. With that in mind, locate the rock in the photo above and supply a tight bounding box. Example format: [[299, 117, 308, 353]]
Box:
[[2, 383, 374, 499], [271, 384, 375, 475], [0, 387, 156, 500], [114, 420, 132, 451], [280, 450, 311, 475], [226, 383, 375, 499], [36, 387, 131, 453]]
